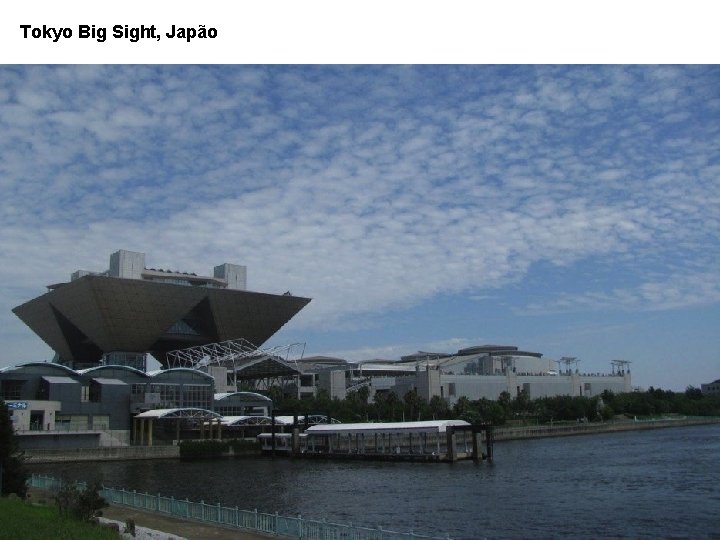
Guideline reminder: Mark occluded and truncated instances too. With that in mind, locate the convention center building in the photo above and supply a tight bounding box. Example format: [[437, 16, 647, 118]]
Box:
[[3, 249, 309, 448], [3, 249, 631, 450], [12, 249, 310, 370]]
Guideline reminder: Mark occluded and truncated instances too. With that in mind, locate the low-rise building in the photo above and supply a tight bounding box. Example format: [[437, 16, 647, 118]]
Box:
[[701, 379, 720, 395], [0, 361, 274, 448]]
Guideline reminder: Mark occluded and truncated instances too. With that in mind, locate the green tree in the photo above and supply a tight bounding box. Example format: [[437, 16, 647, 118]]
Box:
[[498, 391, 511, 410], [598, 404, 615, 421], [452, 396, 472, 418], [428, 395, 450, 419], [511, 389, 532, 418], [56, 480, 108, 522], [356, 386, 370, 406], [0, 402, 27, 497], [475, 398, 507, 425], [374, 391, 400, 421], [685, 386, 703, 400], [403, 389, 425, 421]]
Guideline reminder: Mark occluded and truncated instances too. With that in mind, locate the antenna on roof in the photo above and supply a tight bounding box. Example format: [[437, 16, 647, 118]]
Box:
[[559, 356, 580, 374], [611, 359, 631, 375]]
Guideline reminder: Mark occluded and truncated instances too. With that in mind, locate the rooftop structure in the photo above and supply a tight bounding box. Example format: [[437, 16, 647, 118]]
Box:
[[701, 379, 720, 395], [12, 250, 310, 368], [304, 419, 470, 435]]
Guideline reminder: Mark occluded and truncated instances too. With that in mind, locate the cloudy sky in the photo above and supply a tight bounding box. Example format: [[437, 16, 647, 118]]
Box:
[[1, 65, 718, 390]]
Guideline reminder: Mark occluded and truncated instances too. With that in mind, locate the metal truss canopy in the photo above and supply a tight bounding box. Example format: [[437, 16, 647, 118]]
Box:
[[166, 338, 306, 378], [166, 338, 258, 368], [134, 408, 222, 420]]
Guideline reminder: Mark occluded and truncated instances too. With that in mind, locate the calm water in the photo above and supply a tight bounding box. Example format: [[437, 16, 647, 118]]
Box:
[[30, 424, 720, 539]]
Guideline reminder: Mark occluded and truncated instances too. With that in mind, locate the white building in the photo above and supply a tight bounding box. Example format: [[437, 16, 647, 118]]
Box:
[[368, 345, 631, 404]]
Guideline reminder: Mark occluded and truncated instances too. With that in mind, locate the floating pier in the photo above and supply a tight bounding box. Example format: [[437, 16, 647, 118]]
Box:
[[258, 419, 494, 463]]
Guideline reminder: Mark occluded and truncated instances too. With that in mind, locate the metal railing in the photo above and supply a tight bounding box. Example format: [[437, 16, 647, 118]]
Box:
[[28, 474, 450, 540], [493, 416, 704, 441]]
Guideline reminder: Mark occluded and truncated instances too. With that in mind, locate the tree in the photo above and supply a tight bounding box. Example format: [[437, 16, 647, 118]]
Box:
[[511, 389, 532, 417], [685, 386, 703, 400], [356, 386, 370, 406], [475, 398, 507, 425], [403, 389, 424, 421], [0, 402, 27, 497], [498, 391, 511, 410], [428, 396, 450, 419], [56, 480, 107, 522], [374, 391, 400, 421], [452, 396, 472, 418]]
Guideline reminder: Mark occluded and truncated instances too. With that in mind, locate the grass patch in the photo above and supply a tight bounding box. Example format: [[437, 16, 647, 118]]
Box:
[[0, 496, 118, 540]]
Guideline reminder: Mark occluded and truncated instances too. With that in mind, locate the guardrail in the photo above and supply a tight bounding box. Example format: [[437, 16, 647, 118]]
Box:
[[28, 474, 451, 540]]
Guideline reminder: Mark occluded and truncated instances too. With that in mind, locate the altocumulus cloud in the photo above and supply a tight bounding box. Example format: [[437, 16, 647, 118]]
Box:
[[0, 65, 719, 363]]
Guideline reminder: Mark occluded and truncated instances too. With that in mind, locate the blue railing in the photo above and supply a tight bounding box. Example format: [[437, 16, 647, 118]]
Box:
[[28, 474, 450, 540]]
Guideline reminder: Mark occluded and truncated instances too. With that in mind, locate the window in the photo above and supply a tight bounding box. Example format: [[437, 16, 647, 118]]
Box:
[[150, 384, 180, 407], [89, 381, 102, 402], [56, 415, 88, 430], [0, 380, 24, 400], [81, 386, 90, 402], [131, 383, 146, 400], [36, 380, 49, 400], [102, 352, 146, 371], [182, 384, 212, 408], [92, 415, 109, 430]]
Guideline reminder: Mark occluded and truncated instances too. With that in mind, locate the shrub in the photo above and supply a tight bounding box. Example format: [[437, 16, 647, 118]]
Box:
[[55, 480, 108, 522]]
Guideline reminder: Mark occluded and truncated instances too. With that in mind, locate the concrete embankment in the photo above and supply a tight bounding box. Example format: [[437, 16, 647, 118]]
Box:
[[23, 417, 720, 462], [494, 416, 720, 441], [24, 445, 180, 463]]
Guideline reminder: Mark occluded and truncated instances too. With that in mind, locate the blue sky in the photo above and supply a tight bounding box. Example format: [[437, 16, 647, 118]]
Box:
[[0, 65, 718, 391]]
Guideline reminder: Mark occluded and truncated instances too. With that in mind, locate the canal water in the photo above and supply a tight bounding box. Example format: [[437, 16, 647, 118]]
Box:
[[30, 424, 720, 539]]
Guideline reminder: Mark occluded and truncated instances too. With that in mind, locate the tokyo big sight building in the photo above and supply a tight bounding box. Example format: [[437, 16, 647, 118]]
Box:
[[12, 249, 310, 370], [2, 249, 308, 447]]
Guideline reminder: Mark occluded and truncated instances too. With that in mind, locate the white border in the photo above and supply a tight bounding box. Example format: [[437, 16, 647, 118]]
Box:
[[2, 1, 719, 65]]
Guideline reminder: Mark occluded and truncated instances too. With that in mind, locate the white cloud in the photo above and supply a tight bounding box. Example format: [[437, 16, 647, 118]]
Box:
[[321, 336, 482, 362], [0, 65, 718, 366], [524, 272, 720, 314]]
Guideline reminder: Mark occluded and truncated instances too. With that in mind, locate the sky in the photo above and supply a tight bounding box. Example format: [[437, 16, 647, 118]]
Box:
[[0, 65, 718, 391]]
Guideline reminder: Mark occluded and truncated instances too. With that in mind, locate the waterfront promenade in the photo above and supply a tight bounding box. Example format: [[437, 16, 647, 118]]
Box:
[[21, 416, 720, 463], [493, 415, 720, 441], [28, 486, 272, 540], [28, 474, 446, 540]]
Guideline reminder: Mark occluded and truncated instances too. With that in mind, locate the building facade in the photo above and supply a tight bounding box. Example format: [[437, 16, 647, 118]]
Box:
[[701, 379, 720, 395], [0, 361, 275, 448], [12, 249, 310, 369], [217, 344, 632, 405]]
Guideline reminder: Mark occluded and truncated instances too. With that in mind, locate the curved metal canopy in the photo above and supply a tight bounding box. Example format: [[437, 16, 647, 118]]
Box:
[[135, 408, 222, 420]]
